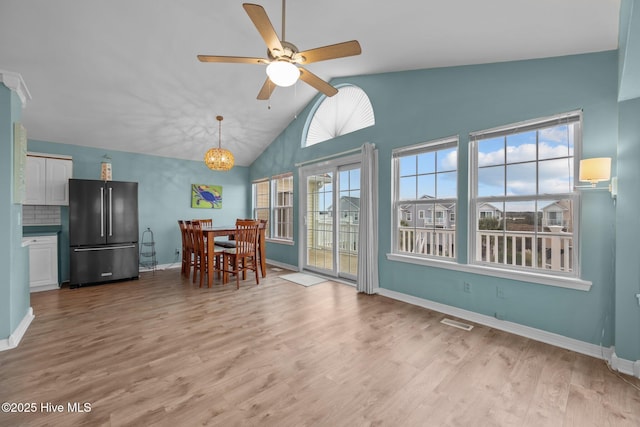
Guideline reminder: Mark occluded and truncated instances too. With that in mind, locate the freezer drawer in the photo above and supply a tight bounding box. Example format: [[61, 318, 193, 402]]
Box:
[[70, 244, 139, 287]]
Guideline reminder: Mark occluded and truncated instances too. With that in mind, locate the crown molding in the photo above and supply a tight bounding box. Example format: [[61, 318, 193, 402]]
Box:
[[0, 69, 32, 107]]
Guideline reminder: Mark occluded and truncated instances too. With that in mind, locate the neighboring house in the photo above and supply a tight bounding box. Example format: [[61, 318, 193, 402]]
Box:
[[400, 196, 457, 229], [328, 196, 360, 223], [477, 202, 503, 221], [541, 200, 572, 229]]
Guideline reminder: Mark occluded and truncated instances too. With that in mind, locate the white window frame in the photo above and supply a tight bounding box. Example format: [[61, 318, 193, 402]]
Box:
[[272, 173, 294, 241], [392, 136, 458, 260], [252, 179, 270, 238], [252, 173, 294, 244], [469, 111, 582, 278]]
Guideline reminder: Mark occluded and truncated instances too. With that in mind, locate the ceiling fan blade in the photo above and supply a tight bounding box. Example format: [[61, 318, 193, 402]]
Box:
[[197, 55, 266, 64], [299, 67, 338, 97], [257, 77, 277, 100], [298, 40, 361, 65], [242, 3, 284, 57]]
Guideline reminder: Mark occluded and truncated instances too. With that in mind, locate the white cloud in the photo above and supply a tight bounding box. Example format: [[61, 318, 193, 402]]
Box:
[[441, 149, 458, 170], [479, 144, 573, 196]]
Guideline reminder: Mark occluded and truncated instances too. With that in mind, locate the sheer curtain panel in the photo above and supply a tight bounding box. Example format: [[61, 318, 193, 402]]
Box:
[[357, 142, 379, 294]]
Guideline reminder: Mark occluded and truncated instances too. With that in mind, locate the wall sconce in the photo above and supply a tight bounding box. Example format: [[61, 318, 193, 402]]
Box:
[[577, 157, 616, 198]]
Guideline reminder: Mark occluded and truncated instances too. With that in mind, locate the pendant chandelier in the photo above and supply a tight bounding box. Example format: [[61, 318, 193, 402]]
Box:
[[204, 115, 235, 171]]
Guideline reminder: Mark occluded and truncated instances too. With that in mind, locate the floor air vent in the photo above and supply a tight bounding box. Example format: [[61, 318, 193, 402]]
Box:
[[440, 318, 474, 331]]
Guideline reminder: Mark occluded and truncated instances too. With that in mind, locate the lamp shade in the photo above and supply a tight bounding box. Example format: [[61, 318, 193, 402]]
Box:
[[579, 157, 611, 185], [204, 147, 234, 171], [266, 61, 300, 87]]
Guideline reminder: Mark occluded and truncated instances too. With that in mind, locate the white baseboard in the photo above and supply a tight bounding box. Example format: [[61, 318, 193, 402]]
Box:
[[377, 288, 639, 378], [139, 262, 181, 272], [265, 259, 298, 272], [610, 352, 640, 378], [30, 284, 60, 293], [0, 307, 34, 352]]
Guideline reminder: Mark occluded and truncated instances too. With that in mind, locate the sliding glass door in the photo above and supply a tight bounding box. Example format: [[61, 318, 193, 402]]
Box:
[[301, 158, 360, 280]]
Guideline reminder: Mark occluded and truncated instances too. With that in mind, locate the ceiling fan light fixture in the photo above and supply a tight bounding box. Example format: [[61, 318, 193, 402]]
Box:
[[266, 61, 300, 87]]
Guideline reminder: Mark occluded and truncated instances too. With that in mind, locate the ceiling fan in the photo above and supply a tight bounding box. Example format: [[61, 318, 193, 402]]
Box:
[[197, 1, 361, 100]]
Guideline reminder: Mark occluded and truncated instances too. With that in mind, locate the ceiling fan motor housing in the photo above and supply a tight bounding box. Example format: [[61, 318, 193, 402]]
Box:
[[268, 41, 304, 64]]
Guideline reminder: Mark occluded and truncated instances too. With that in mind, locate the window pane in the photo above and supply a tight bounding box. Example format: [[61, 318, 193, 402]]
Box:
[[417, 174, 435, 199], [506, 162, 536, 196], [478, 165, 504, 197], [421, 203, 435, 228], [254, 181, 269, 208], [539, 124, 571, 160], [477, 137, 504, 167], [539, 159, 573, 194], [397, 205, 416, 253], [506, 131, 537, 164], [399, 176, 417, 200], [339, 170, 350, 191], [437, 147, 457, 172], [504, 201, 536, 232], [539, 199, 573, 231], [399, 155, 416, 176], [476, 202, 503, 264], [417, 151, 435, 174], [437, 171, 457, 199], [478, 202, 503, 230]]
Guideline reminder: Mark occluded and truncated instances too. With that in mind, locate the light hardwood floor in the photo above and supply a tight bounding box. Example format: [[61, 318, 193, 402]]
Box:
[[1, 268, 639, 426]]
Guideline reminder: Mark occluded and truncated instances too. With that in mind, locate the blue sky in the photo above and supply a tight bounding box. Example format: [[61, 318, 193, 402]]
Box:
[[477, 124, 574, 197]]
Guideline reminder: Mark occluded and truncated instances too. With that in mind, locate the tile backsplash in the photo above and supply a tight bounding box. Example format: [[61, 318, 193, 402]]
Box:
[[22, 205, 61, 226]]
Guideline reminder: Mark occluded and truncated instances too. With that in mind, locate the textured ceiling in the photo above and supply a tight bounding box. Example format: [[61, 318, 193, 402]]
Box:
[[0, 0, 621, 167]]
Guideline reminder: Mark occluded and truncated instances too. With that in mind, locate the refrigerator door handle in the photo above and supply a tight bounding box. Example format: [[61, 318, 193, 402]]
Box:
[[108, 187, 113, 237], [73, 244, 136, 252], [100, 187, 104, 237]]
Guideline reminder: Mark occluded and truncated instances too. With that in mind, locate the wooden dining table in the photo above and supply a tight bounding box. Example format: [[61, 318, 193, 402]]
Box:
[[202, 224, 266, 287]]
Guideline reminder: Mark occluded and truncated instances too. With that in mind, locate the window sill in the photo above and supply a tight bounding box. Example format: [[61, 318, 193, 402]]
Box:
[[266, 238, 295, 246], [385, 253, 592, 291]]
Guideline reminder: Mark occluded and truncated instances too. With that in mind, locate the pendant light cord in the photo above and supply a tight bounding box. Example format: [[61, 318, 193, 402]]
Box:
[[216, 115, 223, 149]]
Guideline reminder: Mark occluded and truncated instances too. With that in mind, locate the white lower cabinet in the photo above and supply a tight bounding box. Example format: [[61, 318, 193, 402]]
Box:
[[23, 235, 59, 292]]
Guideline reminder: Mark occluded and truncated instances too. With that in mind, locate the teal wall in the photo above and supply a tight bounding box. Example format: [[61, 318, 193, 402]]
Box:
[[250, 51, 620, 348], [0, 84, 30, 341], [615, 97, 640, 360], [27, 140, 250, 282], [619, 0, 640, 100]]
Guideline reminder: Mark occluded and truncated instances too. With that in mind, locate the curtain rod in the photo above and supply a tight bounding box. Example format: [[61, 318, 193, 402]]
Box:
[[294, 146, 364, 168]]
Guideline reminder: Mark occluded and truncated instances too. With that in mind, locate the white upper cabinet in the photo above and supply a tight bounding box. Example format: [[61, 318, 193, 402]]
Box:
[[25, 154, 73, 205], [24, 155, 46, 205]]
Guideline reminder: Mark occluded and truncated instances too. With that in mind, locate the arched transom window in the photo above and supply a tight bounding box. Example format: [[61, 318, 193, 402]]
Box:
[[304, 84, 375, 147]]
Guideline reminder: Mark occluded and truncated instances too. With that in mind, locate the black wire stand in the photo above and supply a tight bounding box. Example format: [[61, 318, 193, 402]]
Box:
[[140, 227, 158, 273]]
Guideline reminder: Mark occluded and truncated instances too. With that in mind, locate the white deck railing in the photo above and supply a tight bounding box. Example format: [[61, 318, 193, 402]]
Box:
[[397, 227, 573, 272], [398, 227, 456, 258], [475, 229, 573, 272], [311, 220, 359, 254]]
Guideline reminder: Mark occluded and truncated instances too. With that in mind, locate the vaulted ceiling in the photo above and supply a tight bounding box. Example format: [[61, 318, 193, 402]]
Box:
[[0, 1, 621, 166]]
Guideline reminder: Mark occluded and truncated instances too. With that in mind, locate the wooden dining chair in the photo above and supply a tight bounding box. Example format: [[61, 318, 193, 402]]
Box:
[[178, 220, 191, 277], [222, 219, 260, 289], [193, 218, 212, 228], [192, 220, 224, 287], [184, 220, 199, 279]]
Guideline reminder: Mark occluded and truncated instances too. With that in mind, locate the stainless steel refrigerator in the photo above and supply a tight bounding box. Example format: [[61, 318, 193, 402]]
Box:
[[69, 179, 139, 287]]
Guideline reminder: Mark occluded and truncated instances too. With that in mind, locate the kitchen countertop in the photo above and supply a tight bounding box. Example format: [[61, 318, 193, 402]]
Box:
[[23, 225, 62, 237]]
